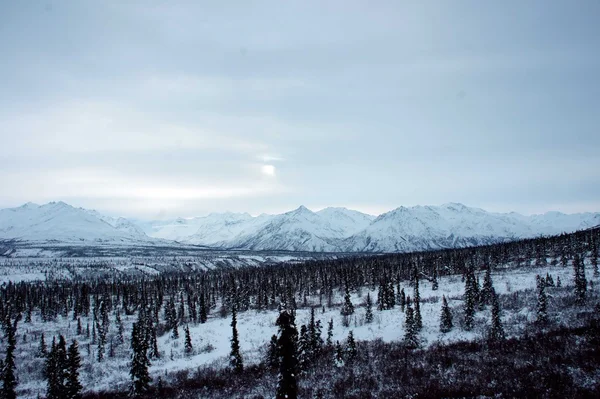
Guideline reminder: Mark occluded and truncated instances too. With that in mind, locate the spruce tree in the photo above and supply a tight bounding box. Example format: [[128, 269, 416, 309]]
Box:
[[413, 270, 422, 331], [46, 338, 60, 399], [38, 332, 47, 358], [404, 297, 418, 348], [199, 293, 208, 323], [66, 340, 82, 399], [130, 322, 151, 396], [480, 265, 494, 306], [184, 325, 193, 355], [346, 330, 357, 361], [266, 334, 279, 370], [1, 312, 20, 399], [365, 292, 374, 323], [229, 306, 243, 373], [536, 275, 548, 324], [275, 309, 298, 399], [439, 295, 453, 333], [463, 269, 476, 331], [340, 284, 354, 316], [488, 290, 505, 342], [573, 254, 587, 305], [326, 318, 334, 346]]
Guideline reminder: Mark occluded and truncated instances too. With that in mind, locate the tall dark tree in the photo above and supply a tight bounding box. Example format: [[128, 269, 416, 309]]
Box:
[[404, 297, 418, 348], [1, 312, 21, 399], [413, 269, 422, 331], [184, 325, 193, 355], [275, 309, 298, 399], [38, 332, 47, 358], [340, 284, 354, 316], [326, 318, 334, 347], [130, 322, 151, 396], [439, 295, 453, 333], [346, 330, 357, 361], [488, 290, 505, 342], [573, 254, 587, 305], [229, 306, 243, 373], [66, 340, 82, 399], [365, 292, 374, 323], [463, 268, 477, 331], [480, 265, 494, 306], [536, 275, 548, 324]]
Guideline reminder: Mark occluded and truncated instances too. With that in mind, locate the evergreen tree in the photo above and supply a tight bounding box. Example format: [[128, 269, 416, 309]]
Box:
[[439, 295, 453, 333], [365, 292, 374, 323], [346, 330, 357, 361], [66, 340, 82, 399], [199, 292, 208, 323], [275, 309, 298, 399], [592, 241, 599, 277], [334, 340, 344, 368], [115, 311, 124, 345], [266, 334, 279, 370], [340, 284, 354, 316], [326, 318, 334, 346], [76, 318, 82, 336], [46, 338, 60, 399], [413, 269, 422, 331], [463, 269, 476, 331], [480, 265, 494, 306], [130, 322, 151, 396], [399, 288, 406, 312], [536, 275, 548, 324], [184, 325, 193, 355], [431, 267, 439, 290], [404, 297, 418, 348], [1, 312, 20, 399], [488, 290, 505, 342], [38, 332, 47, 358], [229, 306, 243, 373], [297, 324, 310, 371], [573, 254, 587, 305], [308, 307, 323, 356]]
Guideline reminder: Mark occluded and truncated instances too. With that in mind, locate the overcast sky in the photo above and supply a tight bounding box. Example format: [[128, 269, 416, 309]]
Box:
[[1, 1, 599, 219]]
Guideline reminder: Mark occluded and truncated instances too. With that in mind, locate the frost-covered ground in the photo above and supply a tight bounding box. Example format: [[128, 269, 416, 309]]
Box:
[[10, 258, 598, 398]]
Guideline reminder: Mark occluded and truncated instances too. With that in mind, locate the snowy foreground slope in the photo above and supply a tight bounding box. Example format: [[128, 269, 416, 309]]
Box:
[[1, 201, 599, 252], [10, 260, 598, 398]]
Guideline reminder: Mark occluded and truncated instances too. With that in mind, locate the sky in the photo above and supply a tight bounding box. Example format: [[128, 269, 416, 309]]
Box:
[[1, 1, 599, 219]]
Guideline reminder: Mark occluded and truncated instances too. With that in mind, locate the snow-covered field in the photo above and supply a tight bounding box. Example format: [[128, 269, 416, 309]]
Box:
[[10, 258, 598, 398]]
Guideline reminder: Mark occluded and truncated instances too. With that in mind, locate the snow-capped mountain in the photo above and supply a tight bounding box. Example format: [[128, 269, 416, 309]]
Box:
[[1, 201, 598, 252], [0, 202, 156, 245], [342, 203, 600, 252]]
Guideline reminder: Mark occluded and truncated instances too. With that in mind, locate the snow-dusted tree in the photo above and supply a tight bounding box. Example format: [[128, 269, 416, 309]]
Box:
[[308, 307, 323, 356], [1, 312, 20, 399], [365, 292, 374, 323], [463, 269, 477, 331], [334, 340, 345, 368], [76, 318, 82, 336], [399, 288, 406, 312], [115, 310, 124, 345], [275, 309, 298, 399], [297, 324, 310, 371], [573, 254, 587, 305], [346, 330, 357, 361], [46, 335, 68, 399], [480, 265, 494, 306], [229, 306, 243, 373], [199, 292, 208, 323], [66, 340, 82, 399], [340, 284, 354, 316], [38, 332, 47, 358], [413, 269, 422, 331], [488, 290, 505, 342], [557, 275, 562, 287], [432, 267, 439, 291], [404, 297, 418, 348], [130, 321, 151, 397], [439, 295, 453, 333], [184, 325, 193, 355], [536, 275, 548, 324], [326, 318, 334, 346], [266, 334, 279, 370], [592, 241, 599, 277]]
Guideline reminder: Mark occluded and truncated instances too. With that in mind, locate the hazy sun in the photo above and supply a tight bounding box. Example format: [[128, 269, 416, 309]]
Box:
[[261, 164, 276, 177]]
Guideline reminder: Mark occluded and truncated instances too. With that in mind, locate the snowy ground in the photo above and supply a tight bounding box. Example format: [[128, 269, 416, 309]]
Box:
[[10, 258, 598, 398]]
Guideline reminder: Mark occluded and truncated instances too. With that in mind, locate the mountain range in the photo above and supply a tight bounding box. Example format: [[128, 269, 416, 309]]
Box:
[[1, 201, 599, 253]]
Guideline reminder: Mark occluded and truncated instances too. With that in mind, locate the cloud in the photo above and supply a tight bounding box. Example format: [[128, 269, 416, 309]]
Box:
[[261, 164, 276, 177]]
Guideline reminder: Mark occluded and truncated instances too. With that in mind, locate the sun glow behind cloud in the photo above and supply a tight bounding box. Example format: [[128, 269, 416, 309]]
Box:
[[261, 164, 276, 177]]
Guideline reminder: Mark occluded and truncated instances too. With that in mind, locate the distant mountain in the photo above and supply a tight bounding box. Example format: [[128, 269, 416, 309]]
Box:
[[2, 201, 599, 252], [0, 202, 157, 245]]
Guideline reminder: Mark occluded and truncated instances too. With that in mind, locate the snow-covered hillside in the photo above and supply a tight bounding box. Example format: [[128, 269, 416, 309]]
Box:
[[0, 202, 156, 245], [2, 201, 599, 252]]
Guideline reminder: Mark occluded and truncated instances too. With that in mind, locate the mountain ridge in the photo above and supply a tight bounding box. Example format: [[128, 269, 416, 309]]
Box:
[[1, 202, 599, 252]]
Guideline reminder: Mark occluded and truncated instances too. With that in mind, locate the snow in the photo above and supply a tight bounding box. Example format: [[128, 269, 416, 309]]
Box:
[[2, 201, 599, 252]]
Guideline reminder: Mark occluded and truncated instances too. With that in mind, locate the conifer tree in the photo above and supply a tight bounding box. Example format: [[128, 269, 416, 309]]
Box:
[[1, 312, 20, 399], [399, 288, 406, 312], [275, 309, 298, 399], [536, 275, 548, 324], [439, 295, 453, 333], [130, 322, 151, 396], [38, 332, 47, 358], [573, 254, 587, 305], [365, 292, 374, 323], [184, 325, 193, 355], [266, 334, 279, 370], [76, 318, 82, 336], [488, 290, 505, 342], [346, 330, 357, 361], [340, 284, 354, 316], [334, 341, 344, 367], [46, 338, 60, 399], [199, 293, 208, 323], [480, 265, 494, 306], [229, 306, 243, 373], [432, 267, 439, 290], [463, 269, 476, 331], [413, 269, 422, 331], [404, 297, 418, 348], [592, 242, 599, 277], [326, 318, 334, 346], [115, 311, 124, 345], [66, 340, 82, 399]]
